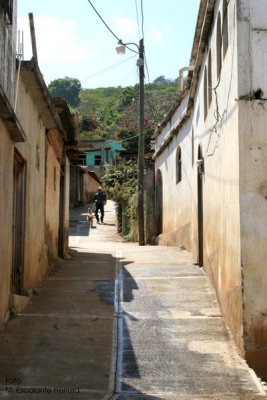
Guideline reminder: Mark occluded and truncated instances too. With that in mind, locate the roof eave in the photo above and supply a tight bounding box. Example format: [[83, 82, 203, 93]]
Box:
[[153, 0, 216, 159], [19, 60, 65, 137]]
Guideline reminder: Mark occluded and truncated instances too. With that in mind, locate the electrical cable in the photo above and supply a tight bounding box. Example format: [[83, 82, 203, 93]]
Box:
[[87, 0, 139, 55], [144, 58, 160, 122], [140, 0, 145, 41], [81, 55, 136, 83], [134, 0, 141, 39], [119, 64, 138, 87], [87, 0, 121, 42]]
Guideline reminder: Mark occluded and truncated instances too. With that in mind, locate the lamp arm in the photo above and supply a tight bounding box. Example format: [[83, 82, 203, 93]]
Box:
[[117, 39, 141, 55]]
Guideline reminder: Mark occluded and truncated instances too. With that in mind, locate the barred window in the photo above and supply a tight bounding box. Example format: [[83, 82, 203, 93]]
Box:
[[176, 146, 182, 184], [0, 0, 13, 24]]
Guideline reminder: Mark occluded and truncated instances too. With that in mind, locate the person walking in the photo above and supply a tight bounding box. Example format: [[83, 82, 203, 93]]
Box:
[[94, 186, 107, 224]]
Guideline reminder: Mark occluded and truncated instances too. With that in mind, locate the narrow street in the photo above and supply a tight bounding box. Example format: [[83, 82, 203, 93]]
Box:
[[0, 201, 266, 400]]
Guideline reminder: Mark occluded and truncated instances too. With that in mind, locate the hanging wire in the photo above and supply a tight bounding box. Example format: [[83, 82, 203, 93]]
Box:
[[87, 0, 121, 41], [119, 64, 139, 87], [140, 0, 145, 41], [87, 0, 139, 55], [81, 55, 136, 83], [134, 0, 141, 39], [144, 58, 161, 123]]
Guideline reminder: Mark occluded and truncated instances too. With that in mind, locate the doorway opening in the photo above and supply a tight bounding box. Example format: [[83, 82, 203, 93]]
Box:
[[197, 146, 204, 266], [58, 171, 65, 258], [155, 169, 163, 236], [12, 150, 26, 294]]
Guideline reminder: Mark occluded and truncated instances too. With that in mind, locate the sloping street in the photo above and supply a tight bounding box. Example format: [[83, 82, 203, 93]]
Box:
[[0, 201, 266, 400]]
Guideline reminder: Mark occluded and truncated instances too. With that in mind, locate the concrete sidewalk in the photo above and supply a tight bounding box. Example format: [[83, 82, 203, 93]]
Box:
[[0, 201, 266, 400], [0, 201, 120, 400]]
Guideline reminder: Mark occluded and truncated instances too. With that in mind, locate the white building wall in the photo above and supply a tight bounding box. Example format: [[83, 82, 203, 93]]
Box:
[[237, 0, 267, 375], [155, 114, 193, 249], [192, 0, 244, 348], [155, 0, 244, 351], [155, 0, 267, 377]]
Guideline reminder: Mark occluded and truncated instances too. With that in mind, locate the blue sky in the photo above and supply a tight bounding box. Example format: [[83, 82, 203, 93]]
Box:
[[17, 0, 200, 89]]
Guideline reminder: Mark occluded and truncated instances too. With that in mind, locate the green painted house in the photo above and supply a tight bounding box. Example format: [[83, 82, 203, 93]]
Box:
[[79, 139, 126, 167]]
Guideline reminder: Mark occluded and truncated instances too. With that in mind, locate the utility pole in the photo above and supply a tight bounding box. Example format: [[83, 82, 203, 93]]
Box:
[[137, 38, 145, 245], [115, 38, 145, 245]]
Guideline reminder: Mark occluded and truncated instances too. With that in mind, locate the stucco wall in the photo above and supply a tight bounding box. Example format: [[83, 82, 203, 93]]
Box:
[[237, 0, 267, 377], [193, 0, 243, 350], [83, 173, 101, 204], [155, 112, 193, 250], [239, 102, 267, 376], [154, 0, 244, 351], [45, 140, 60, 263], [70, 166, 80, 208], [64, 157, 70, 256], [15, 79, 48, 289], [0, 121, 14, 325]]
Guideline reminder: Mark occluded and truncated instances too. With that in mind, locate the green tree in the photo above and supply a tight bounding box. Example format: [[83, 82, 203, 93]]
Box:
[[153, 75, 171, 84], [48, 77, 81, 107], [102, 162, 138, 240]]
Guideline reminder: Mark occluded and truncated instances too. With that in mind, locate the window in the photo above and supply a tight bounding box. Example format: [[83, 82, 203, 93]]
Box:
[[94, 155, 101, 166], [216, 12, 222, 79], [208, 51, 212, 106], [176, 146, 182, 183], [78, 154, 86, 165], [0, 0, 13, 24], [222, 0, 229, 58], [204, 67, 208, 121]]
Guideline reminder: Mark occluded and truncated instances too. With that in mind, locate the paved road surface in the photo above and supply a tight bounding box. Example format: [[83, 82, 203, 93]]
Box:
[[0, 201, 266, 400]]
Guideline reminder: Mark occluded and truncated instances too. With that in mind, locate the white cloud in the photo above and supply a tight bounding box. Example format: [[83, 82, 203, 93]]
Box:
[[17, 16, 91, 63], [148, 26, 163, 43], [110, 16, 138, 38]]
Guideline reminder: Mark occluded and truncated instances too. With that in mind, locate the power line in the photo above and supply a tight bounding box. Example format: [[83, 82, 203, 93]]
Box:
[[118, 64, 138, 87], [81, 55, 136, 83], [87, 0, 139, 56], [134, 0, 141, 39], [144, 58, 160, 122], [87, 0, 120, 42], [140, 0, 145, 41]]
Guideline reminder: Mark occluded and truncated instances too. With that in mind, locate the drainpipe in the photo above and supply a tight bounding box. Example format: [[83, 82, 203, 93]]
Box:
[[178, 66, 195, 92], [15, 30, 24, 113]]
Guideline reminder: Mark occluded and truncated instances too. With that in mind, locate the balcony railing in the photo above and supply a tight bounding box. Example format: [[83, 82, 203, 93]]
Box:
[[0, 0, 13, 24]]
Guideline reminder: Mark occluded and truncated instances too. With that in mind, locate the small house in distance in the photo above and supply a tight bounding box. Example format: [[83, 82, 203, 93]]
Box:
[[79, 139, 126, 172]]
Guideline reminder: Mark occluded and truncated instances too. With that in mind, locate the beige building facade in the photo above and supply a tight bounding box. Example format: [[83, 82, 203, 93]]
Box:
[[0, 4, 76, 326]]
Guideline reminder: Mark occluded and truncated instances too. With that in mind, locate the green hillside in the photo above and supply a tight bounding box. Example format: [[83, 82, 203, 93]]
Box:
[[48, 76, 181, 152], [77, 79, 180, 152]]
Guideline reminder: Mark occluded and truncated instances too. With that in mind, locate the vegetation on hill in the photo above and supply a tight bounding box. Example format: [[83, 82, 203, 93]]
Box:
[[48, 75, 181, 240], [48, 77, 82, 107]]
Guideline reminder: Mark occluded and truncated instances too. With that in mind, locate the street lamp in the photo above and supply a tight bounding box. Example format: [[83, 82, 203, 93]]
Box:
[[116, 39, 145, 246]]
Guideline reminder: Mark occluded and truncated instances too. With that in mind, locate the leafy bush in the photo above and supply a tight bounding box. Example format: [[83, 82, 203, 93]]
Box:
[[102, 162, 138, 241]]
